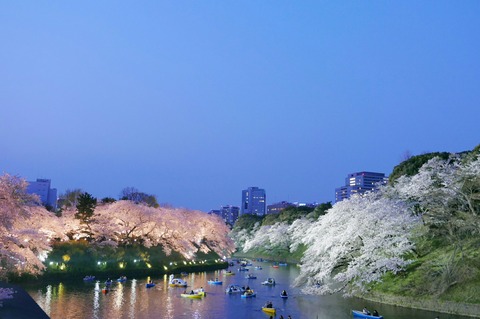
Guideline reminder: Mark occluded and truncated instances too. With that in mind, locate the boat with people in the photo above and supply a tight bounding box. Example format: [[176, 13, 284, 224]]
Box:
[[255, 266, 262, 270], [207, 278, 222, 285], [117, 276, 127, 282], [279, 262, 287, 266], [245, 274, 257, 279], [352, 310, 383, 319], [223, 270, 235, 276], [193, 287, 206, 297], [105, 279, 113, 286], [83, 275, 95, 282], [181, 293, 202, 299], [280, 290, 288, 298], [261, 277, 276, 286], [146, 280, 156, 288], [169, 274, 187, 287], [238, 267, 249, 271], [262, 301, 276, 314], [241, 289, 256, 298], [225, 284, 245, 294]]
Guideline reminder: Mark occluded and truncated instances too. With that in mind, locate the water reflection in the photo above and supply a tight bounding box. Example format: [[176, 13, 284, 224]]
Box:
[[25, 264, 473, 319], [93, 282, 99, 319], [129, 279, 137, 319]]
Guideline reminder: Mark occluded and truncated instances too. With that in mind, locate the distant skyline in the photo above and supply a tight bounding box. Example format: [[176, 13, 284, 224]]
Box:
[[1, 2, 479, 211]]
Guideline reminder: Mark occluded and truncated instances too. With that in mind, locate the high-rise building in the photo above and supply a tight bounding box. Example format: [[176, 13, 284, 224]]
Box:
[[241, 186, 266, 216], [209, 206, 240, 225], [220, 205, 240, 224], [267, 201, 293, 215], [26, 178, 58, 211], [335, 171, 387, 203]]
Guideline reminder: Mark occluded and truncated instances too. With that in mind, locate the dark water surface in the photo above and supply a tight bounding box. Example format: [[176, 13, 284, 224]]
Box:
[[25, 261, 472, 319]]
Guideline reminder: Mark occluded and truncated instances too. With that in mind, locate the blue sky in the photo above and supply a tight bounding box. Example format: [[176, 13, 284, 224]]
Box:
[[1, 1, 479, 211]]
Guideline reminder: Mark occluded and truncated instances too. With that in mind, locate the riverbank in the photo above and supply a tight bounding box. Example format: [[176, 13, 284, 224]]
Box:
[[359, 292, 480, 318], [9, 261, 228, 284], [234, 253, 480, 318]]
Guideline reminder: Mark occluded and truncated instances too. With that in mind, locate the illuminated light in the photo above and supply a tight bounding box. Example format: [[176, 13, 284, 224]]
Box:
[[119, 262, 125, 269], [97, 261, 101, 265], [134, 259, 137, 263], [163, 266, 168, 270], [24, 238, 29, 242], [183, 261, 187, 265], [62, 254, 71, 262], [49, 261, 54, 265], [169, 262, 172, 266], [146, 263, 152, 269]]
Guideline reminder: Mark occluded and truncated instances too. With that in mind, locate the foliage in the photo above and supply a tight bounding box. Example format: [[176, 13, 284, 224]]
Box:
[[232, 214, 263, 232], [119, 187, 159, 207], [0, 174, 63, 279], [75, 192, 97, 223], [389, 152, 450, 184], [231, 147, 480, 300], [291, 192, 420, 296], [101, 197, 116, 204], [57, 188, 83, 209], [0, 174, 235, 279]]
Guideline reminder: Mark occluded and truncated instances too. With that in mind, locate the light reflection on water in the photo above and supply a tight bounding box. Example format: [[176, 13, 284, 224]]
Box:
[[27, 263, 473, 319]]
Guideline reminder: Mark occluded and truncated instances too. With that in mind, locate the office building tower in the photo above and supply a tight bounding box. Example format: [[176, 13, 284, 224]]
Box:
[[267, 201, 293, 215], [26, 178, 58, 211], [241, 186, 266, 216], [335, 171, 387, 203], [220, 205, 240, 224]]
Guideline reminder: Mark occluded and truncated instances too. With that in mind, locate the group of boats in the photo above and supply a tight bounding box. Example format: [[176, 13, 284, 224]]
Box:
[[82, 258, 389, 318]]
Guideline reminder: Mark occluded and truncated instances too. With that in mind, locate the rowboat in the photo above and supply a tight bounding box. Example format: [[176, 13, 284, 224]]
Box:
[[352, 310, 383, 319], [181, 293, 203, 299], [146, 283, 155, 288], [262, 307, 276, 314], [117, 276, 127, 282], [241, 290, 256, 298], [207, 279, 222, 285], [261, 278, 276, 286], [225, 284, 245, 294]]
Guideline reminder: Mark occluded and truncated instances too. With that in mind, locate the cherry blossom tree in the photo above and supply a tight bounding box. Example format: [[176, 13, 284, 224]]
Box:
[[0, 174, 61, 278], [291, 191, 420, 296]]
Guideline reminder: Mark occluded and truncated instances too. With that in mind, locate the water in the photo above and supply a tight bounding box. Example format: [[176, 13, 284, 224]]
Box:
[[25, 262, 472, 319]]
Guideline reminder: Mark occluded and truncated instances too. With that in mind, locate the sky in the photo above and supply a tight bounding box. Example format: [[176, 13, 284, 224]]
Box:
[[1, 1, 479, 212]]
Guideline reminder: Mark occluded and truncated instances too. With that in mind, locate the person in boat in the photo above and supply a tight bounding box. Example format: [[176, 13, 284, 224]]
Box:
[[287, 316, 292, 319], [372, 310, 380, 317], [190, 290, 194, 294], [279, 316, 284, 319], [200, 287, 204, 292], [281, 289, 288, 296], [264, 301, 273, 308], [362, 307, 371, 315]]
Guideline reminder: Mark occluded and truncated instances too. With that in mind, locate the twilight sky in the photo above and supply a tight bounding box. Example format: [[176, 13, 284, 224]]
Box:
[[1, 2, 479, 212]]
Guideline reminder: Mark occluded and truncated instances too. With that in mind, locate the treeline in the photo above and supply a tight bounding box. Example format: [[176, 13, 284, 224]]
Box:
[[230, 144, 480, 311]]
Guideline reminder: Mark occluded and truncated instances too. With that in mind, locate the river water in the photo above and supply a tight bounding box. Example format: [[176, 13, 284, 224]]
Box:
[[25, 261, 472, 319]]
